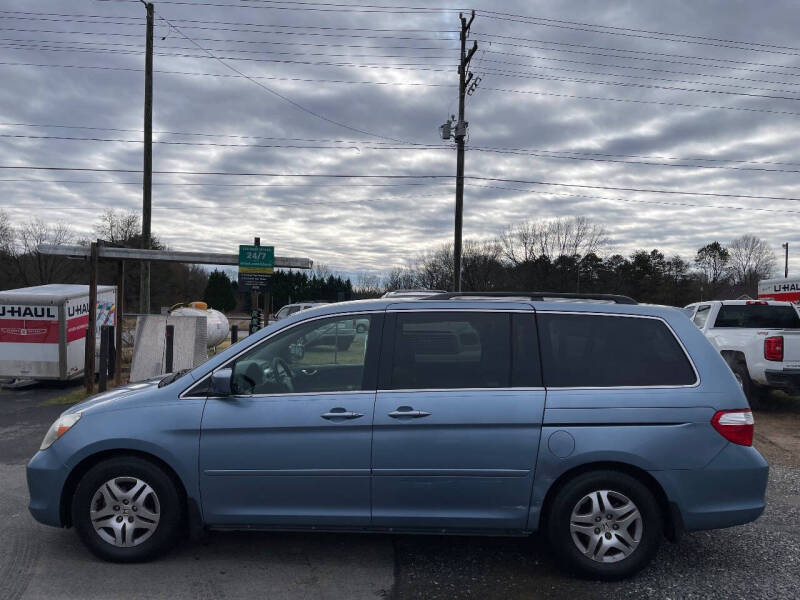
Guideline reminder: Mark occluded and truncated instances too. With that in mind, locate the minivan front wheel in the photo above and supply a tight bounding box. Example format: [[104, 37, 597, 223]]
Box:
[[546, 470, 662, 580], [71, 456, 183, 562]]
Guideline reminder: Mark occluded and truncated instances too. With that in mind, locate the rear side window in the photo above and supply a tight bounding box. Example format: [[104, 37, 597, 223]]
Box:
[[386, 312, 541, 390], [693, 305, 711, 328], [714, 304, 800, 329], [538, 313, 696, 387]]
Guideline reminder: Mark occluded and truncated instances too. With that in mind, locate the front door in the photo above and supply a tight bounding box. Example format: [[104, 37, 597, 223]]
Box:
[[200, 312, 382, 527], [371, 309, 545, 531]]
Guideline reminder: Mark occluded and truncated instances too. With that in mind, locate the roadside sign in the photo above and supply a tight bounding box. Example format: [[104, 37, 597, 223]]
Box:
[[238, 244, 274, 290]]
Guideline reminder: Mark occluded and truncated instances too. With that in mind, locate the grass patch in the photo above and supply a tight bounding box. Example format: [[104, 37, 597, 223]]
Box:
[[42, 388, 91, 406]]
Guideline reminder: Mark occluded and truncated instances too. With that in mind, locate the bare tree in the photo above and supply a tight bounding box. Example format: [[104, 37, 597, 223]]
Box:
[[546, 216, 607, 259], [728, 235, 775, 290], [384, 267, 417, 291], [13, 218, 76, 285], [0, 209, 12, 255], [499, 221, 540, 265], [94, 209, 142, 244], [414, 244, 453, 291], [353, 272, 383, 298], [501, 216, 607, 264]]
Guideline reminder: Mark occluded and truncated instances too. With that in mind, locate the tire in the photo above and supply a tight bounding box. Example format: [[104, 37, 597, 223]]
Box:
[[546, 470, 662, 580], [71, 456, 183, 562], [731, 360, 764, 409]]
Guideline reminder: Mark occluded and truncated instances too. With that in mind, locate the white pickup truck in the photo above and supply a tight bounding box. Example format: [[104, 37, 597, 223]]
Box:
[[684, 299, 800, 405]]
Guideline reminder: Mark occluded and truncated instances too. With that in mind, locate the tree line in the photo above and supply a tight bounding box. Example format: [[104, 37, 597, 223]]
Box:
[[1, 210, 779, 311], [354, 217, 778, 306]]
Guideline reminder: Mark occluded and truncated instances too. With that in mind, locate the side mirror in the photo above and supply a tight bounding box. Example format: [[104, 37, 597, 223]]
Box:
[[210, 368, 233, 396]]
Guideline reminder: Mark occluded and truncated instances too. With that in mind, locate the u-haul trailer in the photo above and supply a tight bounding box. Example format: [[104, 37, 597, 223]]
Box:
[[758, 278, 800, 303], [0, 284, 116, 381]]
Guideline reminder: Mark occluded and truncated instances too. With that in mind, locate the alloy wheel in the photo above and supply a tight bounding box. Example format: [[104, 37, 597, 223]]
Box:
[[569, 489, 643, 563], [89, 476, 161, 547]]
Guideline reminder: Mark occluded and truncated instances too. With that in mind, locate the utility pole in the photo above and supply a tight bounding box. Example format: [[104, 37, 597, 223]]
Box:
[[452, 11, 477, 292], [140, 1, 154, 313], [783, 242, 789, 278]]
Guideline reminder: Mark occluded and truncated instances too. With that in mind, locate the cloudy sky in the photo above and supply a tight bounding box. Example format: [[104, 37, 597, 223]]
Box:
[[2, 0, 800, 277]]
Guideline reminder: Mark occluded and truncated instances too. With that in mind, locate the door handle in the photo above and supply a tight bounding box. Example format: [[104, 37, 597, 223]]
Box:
[[388, 406, 431, 419], [321, 408, 363, 420]]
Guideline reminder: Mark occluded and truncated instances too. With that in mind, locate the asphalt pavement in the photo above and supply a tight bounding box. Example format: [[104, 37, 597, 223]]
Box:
[[1, 382, 798, 600]]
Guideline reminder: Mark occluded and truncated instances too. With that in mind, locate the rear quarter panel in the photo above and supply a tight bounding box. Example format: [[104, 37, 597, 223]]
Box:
[[528, 304, 749, 530]]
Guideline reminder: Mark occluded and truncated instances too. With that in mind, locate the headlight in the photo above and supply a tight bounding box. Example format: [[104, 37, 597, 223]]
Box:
[[40, 413, 82, 450]]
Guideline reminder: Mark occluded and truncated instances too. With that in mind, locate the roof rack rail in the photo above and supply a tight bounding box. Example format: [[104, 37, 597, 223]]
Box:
[[422, 292, 638, 305]]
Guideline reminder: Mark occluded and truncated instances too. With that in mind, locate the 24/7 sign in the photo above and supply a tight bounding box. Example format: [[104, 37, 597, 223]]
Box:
[[238, 245, 274, 291]]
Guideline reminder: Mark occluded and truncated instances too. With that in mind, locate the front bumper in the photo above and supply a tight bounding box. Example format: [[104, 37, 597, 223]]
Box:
[[27, 448, 70, 528], [764, 369, 800, 391], [651, 443, 768, 532]]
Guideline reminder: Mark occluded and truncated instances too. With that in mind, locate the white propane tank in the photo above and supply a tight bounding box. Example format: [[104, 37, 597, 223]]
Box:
[[171, 304, 230, 347]]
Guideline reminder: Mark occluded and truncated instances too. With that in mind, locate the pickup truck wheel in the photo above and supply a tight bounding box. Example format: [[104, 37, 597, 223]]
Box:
[[546, 470, 662, 580], [731, 361, 763, 409]]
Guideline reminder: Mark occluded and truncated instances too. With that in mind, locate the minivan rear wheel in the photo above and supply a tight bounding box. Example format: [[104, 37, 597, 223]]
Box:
[[546, 470, 662, 580], [71, 456, 183, 562]]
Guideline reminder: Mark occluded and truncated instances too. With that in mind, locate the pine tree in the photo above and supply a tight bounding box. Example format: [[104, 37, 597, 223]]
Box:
[[203, 270, 236, 313]]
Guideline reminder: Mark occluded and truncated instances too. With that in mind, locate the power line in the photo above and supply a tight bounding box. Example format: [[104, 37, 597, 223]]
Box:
[[474, 66, 800, 102], [0, 165, 455, 177], [95, 1, 800, 57], [0, 60, 454, 87], [6, 128, 800, 172], [475, 34, 800, 75], [5, 60, 800, 117], [149, 7, 429, 145], [468, 183, 800, 216], [474, 61, 800, 96], [466, 147, 800, 174], [477, 11, 800, 58], [0, 132, 455, 151], [0, 178, 450, 188], [466, 176, 800, 203], [0, 25, 459, 42], [0, 12, 459, 34], [478, 47, 800, 90], [476, 9, 800, 54], [8, 38, 800, 100], [478, 86, 800, 118], [4, 164, 800, 202], [0, 41, 457, 68]]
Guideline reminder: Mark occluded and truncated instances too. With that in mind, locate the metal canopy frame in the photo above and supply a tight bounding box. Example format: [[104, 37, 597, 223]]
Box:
[[37, 243, 313, 394], [38, 245, 313, 269]]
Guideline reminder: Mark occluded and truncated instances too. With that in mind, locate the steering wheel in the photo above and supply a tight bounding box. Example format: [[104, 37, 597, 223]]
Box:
[[271, 356, 295, 392]]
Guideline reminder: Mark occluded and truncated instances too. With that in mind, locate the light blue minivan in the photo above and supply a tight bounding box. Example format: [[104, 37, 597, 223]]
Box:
[[27, 293, 768, 579]]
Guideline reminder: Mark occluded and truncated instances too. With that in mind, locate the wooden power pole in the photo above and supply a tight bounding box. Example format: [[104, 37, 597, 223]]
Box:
[[453, 10, 477, 292], [140, 1, 154, 313]]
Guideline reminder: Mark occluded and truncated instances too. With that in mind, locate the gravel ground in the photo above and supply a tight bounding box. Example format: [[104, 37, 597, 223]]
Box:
[[1, 383, 798, 600]]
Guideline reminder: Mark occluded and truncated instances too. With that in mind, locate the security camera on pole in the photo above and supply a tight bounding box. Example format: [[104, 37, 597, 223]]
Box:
[[440, 10, 477, 292]]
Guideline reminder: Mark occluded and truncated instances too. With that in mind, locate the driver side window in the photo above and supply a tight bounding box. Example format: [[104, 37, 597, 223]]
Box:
[[230, 315, 373, 395]]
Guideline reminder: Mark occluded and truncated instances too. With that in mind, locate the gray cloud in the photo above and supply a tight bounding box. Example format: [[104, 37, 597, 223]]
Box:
[[1, 0, 800, 276]]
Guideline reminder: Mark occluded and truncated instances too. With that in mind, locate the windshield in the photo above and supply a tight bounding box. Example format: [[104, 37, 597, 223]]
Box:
[[714, 304, 800, 328]]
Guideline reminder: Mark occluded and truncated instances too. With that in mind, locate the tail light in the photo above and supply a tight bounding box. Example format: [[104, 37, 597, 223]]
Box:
[[711, 410, 754, 446], [764, 336, 784, 361]]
